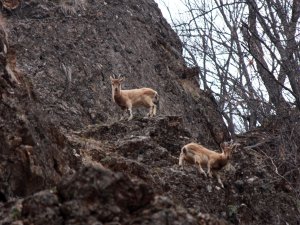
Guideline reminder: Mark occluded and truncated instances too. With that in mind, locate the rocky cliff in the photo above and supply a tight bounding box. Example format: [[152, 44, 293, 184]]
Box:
[[8, 0, 229, 144], [1, 0, 230, 197], [0, 0, 299, 224]]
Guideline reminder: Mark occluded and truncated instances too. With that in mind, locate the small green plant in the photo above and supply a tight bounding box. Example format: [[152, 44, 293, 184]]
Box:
[[11, 207, 21, 220], [227, 204, 238, 218], [100, 156, 112, 163]]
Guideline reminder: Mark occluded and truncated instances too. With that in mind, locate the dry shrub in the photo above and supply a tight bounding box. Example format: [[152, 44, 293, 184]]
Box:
[[1, 0, 21, 10], [59, 0, 87, 15], [241, 110, 300, 194]]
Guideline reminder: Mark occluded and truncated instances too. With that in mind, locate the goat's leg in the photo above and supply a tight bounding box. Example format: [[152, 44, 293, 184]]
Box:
[[178, 153, 185, 170], [147, 105, 153, 117], [128, 107, 133, 120], [215, 171, 224, 188], [207, 161, 213, 178], [196, 162, 207, 177], [152, 104, 157, 116], [149, 105, 156, 117]]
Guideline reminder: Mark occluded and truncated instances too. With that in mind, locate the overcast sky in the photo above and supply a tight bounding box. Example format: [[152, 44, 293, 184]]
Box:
[[154, 0, 184, 23]]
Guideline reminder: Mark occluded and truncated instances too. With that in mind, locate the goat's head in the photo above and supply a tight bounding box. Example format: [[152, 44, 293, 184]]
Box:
[[220, 141, 240, 158], [110, 76, 124, 93]]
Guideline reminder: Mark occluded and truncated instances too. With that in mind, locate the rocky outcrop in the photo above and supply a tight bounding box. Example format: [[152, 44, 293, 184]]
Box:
[[7, 0, 229, 145], [0, 166, 228, 225], [0, 0, 229, 199], [2, 113, 298, 224], [0, 0, 230, 222], [0, 19, 77, 198]]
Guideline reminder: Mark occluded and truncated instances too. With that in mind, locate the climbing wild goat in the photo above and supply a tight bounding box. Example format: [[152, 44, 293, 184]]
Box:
[[110, 75, 159, 120], [179, 141, 240, 188]]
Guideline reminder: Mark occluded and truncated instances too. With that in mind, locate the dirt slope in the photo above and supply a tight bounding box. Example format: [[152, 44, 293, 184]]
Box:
[[7, 0, 229, 144]]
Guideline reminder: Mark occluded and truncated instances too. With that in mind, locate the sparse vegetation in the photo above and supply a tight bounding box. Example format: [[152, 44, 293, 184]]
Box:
[[58, 0, 87, 15], [10, 207, 21, 220]]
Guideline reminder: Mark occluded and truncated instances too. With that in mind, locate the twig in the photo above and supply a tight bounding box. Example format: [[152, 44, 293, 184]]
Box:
[[259, 149, 288, 182], [243, 140, 269, 150], [59, 63, 72, 98]]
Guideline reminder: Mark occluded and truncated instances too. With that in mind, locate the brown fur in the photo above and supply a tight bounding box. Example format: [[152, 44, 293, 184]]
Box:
[[110, 76, 158, 120], [179, 142, 239, 188]]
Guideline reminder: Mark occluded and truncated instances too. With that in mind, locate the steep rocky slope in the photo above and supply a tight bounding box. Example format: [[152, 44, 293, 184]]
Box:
[[0, 0, 299, 224], [1, 0, 229, 197], [0, 17, 76, 198], [1, 114, 299, 224], [8, 0, 229, 144]]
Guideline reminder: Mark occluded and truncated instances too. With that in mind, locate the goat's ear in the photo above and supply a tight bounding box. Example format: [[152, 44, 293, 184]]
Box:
[[110, 76, 114, 81], [119, 77, 125, 82]]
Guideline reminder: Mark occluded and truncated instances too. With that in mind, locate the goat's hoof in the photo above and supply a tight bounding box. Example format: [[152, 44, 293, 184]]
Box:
[[218, 183, 224, 188], [215, 186, 222, 190]]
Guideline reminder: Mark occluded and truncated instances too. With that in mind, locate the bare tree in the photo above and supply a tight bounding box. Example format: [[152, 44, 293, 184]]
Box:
[[159, 0, 300, 134]]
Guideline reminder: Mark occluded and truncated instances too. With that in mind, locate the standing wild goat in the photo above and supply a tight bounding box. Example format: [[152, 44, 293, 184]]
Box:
[[110, 76, 159, 120], [179, 142, 239, 188]]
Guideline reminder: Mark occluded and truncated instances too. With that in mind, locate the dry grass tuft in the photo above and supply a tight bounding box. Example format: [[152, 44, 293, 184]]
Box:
[[1, 0, 21, 10], [59, 0, 87, 15], [0, 14, 8, 67]]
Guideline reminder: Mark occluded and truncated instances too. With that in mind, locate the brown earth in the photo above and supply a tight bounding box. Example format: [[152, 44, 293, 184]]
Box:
[[0, 0, 299, 224]]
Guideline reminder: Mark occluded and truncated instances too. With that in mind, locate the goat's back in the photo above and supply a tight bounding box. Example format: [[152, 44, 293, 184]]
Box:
[[182, 143, 228, 169], [121, 88, 157, 107], [122, 88, 156, 96], [184, 143, 221, 157]]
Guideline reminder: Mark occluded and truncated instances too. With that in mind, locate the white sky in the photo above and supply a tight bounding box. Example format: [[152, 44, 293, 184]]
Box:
[[155, 0, 184, 23]]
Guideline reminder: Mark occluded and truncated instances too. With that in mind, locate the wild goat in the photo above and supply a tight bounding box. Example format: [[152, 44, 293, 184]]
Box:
[[179, 142, 239, 188], [110, 75, 159, 120]]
